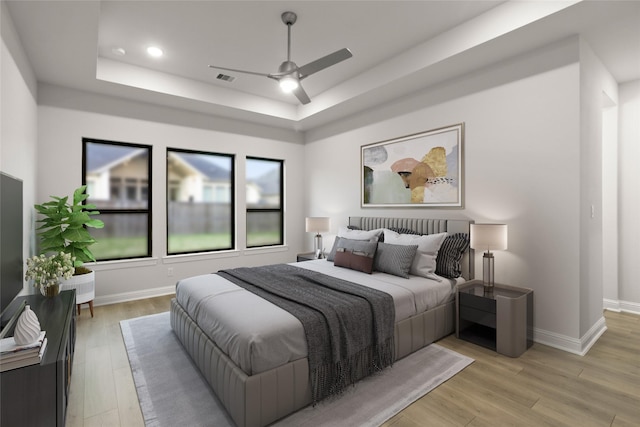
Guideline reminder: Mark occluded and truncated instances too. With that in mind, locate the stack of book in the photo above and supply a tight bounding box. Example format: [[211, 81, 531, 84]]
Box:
[[0, 331, 47, 372]]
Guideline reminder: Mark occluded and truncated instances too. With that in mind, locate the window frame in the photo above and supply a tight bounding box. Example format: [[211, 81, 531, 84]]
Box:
[[82, 137, 153, 261], [166, 147, 236, 256], [245, 156, 284, 248]]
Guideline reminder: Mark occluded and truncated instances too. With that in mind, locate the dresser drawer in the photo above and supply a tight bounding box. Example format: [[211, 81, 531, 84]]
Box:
[[459, 292, 496, 313], [459, 306, 496, 328]]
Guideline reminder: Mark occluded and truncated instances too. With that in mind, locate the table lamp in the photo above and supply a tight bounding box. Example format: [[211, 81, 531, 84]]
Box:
[[305, 217, 330, 259], [470, 223, 508, 290]]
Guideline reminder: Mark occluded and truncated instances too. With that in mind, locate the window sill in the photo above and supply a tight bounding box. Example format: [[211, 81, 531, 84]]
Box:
[[89, 257, 159, 271], [88, 245, 290, 269], [163, 246, 289, 263], [243, 245, 289, 255], [163, 250, 240, 264]]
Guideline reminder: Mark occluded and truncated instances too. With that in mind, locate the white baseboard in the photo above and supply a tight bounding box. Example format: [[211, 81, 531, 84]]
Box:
[[603, 298, 640, 315], [533, 315, 607, 356], [603, 298, 621, 312], [93, 285, 175, 307]]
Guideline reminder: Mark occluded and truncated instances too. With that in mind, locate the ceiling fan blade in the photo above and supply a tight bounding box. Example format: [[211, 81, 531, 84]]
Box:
[[208, 64, 270, 78], [293, 84, 311, 105], [297, 48, 353, 79]]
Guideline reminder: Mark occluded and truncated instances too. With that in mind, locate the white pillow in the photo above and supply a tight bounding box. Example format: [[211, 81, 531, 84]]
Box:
[[382, 229, 447, 279], [337, 226, 383, 242]]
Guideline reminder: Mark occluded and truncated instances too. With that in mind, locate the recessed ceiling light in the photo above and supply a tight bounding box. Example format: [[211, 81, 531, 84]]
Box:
[[146, 46, 164, 57], [112, 47, 126, 56]]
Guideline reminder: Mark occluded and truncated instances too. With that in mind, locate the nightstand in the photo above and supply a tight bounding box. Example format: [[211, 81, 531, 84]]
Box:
[[456, 280, 533, 357], [296, 252, 316, 262]]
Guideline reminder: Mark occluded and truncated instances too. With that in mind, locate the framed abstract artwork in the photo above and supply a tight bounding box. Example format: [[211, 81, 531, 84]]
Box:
[[361, 123, 464, 208]]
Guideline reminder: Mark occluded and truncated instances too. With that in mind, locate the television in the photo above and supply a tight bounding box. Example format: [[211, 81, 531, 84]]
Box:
[[0, 172, 24, 327]]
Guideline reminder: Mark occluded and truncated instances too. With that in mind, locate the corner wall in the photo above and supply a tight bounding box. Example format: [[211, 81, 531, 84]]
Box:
[[618, 80, 640, 311], [577, 38, 617, 346], [1, 2, 38, 294]]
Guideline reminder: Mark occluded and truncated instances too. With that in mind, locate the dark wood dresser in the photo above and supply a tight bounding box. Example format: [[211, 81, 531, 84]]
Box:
[[1, 290, 76, 426]]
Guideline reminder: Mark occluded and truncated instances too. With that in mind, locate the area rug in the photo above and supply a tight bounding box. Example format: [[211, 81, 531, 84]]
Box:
[[121, 312, 473, 427]]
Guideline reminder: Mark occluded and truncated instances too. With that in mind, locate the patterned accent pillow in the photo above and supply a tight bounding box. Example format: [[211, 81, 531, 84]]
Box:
[[435, 233, 470, 279], [374, 242, 418, 278], [334, 239, 378, 274]]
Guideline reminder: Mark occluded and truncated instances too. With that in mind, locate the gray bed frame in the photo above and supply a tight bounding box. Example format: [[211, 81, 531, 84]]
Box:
[[170, 216, 473, 427]]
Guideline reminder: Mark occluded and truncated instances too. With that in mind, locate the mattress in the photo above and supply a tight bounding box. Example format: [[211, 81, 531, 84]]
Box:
[[175, 259, 460, 376]]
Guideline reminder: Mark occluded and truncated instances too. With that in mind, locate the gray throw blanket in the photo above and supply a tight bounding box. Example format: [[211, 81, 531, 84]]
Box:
[[217, 264, 395, 403]]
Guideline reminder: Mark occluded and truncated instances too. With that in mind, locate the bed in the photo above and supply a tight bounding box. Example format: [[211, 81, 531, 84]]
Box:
[[170, 216, 473, 427]]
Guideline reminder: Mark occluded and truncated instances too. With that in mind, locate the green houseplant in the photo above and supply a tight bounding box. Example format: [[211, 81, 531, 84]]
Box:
[[33, 186, 104, 309], [34, 185, 104, 272]]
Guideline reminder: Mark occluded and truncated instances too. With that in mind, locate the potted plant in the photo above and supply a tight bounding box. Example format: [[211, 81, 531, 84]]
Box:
[[34, 186, 104, 312]]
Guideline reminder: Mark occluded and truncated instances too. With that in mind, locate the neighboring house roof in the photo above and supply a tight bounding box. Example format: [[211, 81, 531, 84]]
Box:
[[87, 144, 230, 183], [86, 143, 146, 174], [175, 153, 229, 181], [251, 168, 280, 195]]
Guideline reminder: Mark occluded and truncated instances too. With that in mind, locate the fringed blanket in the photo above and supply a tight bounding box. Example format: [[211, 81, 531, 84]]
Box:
[[217, 264, 395, 403]]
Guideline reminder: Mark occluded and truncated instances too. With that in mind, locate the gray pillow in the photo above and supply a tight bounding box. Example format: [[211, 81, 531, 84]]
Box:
[[326, 236, 343, 262], [374, 242, 418, 278], [327, 228, 383, 262]]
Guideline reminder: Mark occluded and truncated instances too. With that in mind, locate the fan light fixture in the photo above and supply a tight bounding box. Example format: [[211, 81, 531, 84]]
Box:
[[208, 11, 352, 105], [279, 75, 299, 92]]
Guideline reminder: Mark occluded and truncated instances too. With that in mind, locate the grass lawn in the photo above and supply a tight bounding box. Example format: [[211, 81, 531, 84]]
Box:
[[93, 232, 281, 259]]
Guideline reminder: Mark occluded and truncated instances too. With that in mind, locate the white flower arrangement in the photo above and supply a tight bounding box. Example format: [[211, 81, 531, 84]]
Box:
[[25, 252, 75, 288]]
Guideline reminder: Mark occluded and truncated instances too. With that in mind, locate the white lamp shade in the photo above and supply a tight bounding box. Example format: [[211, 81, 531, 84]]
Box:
[[305, 217, 330, 233], [470, 224, 508, 251]]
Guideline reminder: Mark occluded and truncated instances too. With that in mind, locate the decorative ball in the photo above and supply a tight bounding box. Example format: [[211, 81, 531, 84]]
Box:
[[14, 305, 41, 345]]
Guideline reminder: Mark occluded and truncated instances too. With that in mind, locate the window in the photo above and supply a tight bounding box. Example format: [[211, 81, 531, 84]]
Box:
[[246, 157, 283, 247], [83, 138, 152, 260], [167, 148, 235, 255]]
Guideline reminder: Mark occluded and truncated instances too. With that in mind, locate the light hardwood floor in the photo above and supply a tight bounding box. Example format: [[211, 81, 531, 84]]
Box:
[[65, 295, 174, 427], [66, 296, 639, 426]]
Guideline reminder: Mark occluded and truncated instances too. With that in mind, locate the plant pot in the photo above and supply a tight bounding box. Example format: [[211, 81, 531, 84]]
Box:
[[40, 283, 60, 298], [60, 270, 95, 304]]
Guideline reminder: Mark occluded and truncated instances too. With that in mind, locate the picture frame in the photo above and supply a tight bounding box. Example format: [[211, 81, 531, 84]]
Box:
[[361, 123, 464, 208]]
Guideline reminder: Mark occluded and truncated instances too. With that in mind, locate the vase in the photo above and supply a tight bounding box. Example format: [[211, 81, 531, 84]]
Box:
[[40, 283, 60, 298], [14, 305, 41, 345]]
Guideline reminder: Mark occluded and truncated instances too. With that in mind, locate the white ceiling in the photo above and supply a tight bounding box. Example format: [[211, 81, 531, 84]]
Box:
[[5, 1, 640, 132]]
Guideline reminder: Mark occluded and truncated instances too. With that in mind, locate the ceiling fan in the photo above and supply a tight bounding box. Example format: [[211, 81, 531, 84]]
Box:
[[208, 11, 352, 105]]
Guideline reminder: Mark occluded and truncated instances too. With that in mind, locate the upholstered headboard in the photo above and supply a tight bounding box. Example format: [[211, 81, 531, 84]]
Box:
[[348, 216, 474, 280]]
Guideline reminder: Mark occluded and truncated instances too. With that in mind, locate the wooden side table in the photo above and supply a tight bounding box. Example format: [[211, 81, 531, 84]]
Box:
[[456, 280, 533, 357]]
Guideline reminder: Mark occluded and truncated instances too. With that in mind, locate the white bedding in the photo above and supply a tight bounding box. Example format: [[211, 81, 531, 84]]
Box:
[[175, 260, 461, 376]]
